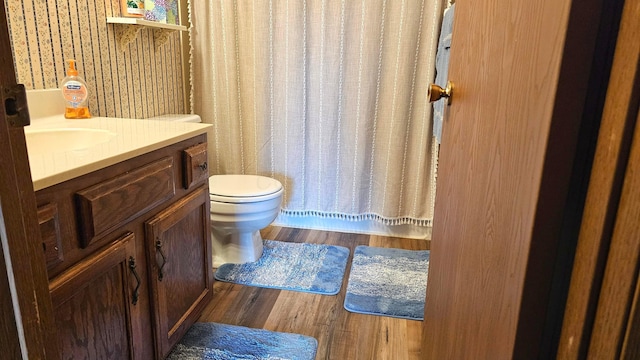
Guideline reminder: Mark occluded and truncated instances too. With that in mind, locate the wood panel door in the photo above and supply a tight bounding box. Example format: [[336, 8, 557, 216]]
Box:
[[422, 0, 621, 358], [49, 233, 142, 359], [145, 186, 213, 359]]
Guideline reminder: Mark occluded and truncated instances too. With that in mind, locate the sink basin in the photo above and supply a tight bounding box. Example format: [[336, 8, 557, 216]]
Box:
[[25, 128, 116, 156]]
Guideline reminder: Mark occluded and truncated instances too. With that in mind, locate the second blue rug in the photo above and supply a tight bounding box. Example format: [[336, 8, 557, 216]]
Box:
[[344, 245, 430, 320], [166, 322, 317, 360], [214, 240, 350, 295]]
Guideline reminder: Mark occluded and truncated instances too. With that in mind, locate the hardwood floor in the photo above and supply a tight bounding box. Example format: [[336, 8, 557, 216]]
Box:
[[197, 226, 430, 360]]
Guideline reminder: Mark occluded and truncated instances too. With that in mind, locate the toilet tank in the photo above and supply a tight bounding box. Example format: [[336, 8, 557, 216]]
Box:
[[145, 114, 202, 123]]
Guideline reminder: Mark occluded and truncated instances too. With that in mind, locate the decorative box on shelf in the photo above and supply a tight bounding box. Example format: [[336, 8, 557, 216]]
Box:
[[144, 0, 167, 23], [165, 0, 179, 24]]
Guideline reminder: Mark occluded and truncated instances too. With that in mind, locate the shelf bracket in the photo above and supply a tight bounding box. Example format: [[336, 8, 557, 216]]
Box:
[[153, 28, 174, 50], [107, 17, 187, 52], [113, 24, 143, 51]]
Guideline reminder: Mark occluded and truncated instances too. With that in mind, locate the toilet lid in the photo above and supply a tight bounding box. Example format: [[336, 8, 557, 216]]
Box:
[[209, 175, 283, 202]]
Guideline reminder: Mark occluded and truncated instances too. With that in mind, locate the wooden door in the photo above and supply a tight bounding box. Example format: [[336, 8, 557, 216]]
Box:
[[0, 0, 58, 358], [145, 186, 213, 359], [422, 0, 622, 358], [49, 233, 143, 359]]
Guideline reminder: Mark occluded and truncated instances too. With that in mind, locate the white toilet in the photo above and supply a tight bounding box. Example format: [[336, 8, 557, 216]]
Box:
[[146, 114, 283, 268], [208, 175, 283, 267]]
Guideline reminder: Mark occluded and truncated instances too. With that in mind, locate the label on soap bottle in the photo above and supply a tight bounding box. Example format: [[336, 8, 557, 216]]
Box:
[[62, 81, 88, 108]]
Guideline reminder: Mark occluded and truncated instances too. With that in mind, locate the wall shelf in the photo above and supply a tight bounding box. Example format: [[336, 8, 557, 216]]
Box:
[[106, 17, 187, 51]]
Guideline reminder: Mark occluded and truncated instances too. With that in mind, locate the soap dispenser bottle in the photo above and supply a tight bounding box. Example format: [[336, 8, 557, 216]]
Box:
[[61, 59, 91, 119]]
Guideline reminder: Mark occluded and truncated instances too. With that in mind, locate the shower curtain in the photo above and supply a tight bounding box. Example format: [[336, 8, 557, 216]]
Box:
[[190, 0, 443, 239]]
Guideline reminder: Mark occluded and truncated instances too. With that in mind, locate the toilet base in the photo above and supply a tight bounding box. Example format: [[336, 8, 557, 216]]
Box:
[[211, 228, 264, 268]]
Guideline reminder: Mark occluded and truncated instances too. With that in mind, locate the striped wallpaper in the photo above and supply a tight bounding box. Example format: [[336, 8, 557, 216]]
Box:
[[5, 0, 185, 119]]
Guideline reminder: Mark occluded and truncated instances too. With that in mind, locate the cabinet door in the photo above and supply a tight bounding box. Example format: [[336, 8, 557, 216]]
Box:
[[49, 232, 143, 359], [146, 186, 213, 358]]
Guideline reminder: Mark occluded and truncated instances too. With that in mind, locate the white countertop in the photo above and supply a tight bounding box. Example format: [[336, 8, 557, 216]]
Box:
[[27, 115, 212, 191]]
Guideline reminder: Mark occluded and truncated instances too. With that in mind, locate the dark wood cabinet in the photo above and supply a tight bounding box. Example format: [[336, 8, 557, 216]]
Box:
[[38, 135, 212, 359], [146, 186, 213, 358], [49, 232, 141, 359]]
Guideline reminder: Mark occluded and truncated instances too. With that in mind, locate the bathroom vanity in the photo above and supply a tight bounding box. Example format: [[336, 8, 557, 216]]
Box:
[[28, 112, 213, 359]]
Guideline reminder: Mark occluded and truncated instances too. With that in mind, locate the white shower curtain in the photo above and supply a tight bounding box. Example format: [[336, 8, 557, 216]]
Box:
[[190, 0, 443, 239]]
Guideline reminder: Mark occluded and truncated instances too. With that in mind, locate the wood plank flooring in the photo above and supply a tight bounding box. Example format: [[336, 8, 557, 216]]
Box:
[[197, 226, 430, 360]]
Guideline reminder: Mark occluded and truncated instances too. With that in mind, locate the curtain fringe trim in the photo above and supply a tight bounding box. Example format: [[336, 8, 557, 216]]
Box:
[[279, 209, 432, 227]]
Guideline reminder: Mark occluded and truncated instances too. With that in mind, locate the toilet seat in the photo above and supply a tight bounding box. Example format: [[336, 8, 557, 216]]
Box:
[[209, 175, 283, 203]]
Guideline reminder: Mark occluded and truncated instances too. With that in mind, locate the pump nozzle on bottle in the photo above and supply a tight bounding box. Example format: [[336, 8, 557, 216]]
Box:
[[66, 60, 78, 76]]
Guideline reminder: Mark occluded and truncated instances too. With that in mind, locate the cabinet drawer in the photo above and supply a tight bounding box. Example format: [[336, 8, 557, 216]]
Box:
[[183, 143, 208, 189], [37, 203, 64, 268], [76, 157, 176, 248]]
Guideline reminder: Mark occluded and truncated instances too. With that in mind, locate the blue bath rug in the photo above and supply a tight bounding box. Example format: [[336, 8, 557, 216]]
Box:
[[344, 246, 430, 320], [166, 322, 317, 360], [214, 240, 350, 295]]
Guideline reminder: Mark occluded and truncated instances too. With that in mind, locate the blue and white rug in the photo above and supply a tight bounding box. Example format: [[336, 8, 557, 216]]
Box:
[[166, 322, 317, 360], [214, 240, 350, 295], [344, 246, 430, 320]]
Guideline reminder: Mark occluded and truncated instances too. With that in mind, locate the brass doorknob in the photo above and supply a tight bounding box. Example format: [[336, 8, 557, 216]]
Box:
[[428, 81, 454, 105]]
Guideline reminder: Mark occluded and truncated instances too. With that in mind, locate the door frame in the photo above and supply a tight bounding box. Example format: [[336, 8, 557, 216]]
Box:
[[559, 0, 640, 356], [0, 0, 58, 358], [517, 0, 628, 356]]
